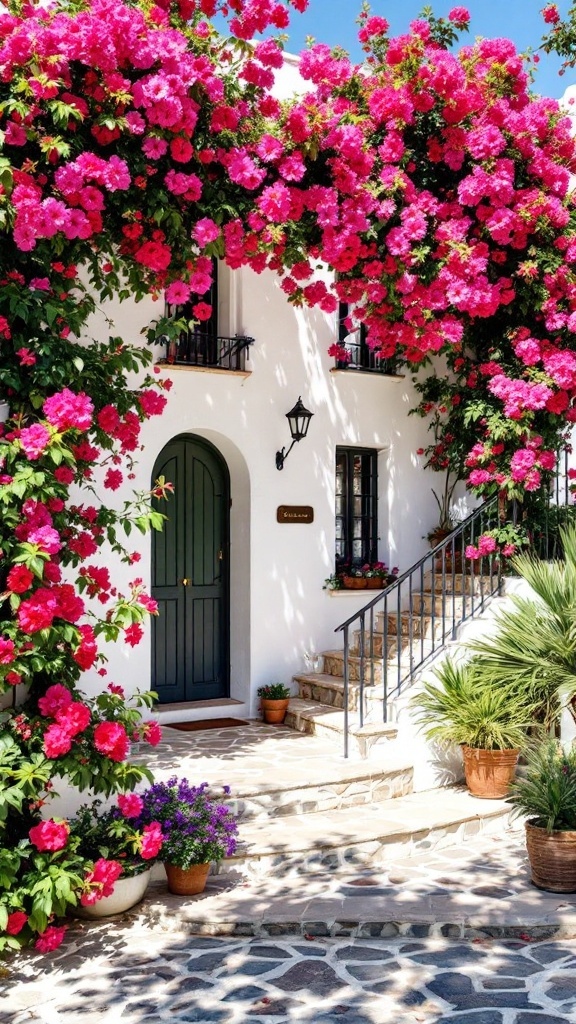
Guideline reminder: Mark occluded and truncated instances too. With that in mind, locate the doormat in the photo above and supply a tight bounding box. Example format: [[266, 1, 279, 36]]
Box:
[[166, 718, 249, 732]]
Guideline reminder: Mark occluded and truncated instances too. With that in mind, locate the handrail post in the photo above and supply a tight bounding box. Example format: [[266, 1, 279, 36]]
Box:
[[343, 625, 350, 759]]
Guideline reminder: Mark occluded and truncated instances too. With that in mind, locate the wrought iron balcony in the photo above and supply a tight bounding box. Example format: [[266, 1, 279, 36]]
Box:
[[336, 333, 398, 376], [162, 331, 254, 372]]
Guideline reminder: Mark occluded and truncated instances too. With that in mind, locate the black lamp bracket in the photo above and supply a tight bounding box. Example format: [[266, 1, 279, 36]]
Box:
[[275, 440, 296, 471]]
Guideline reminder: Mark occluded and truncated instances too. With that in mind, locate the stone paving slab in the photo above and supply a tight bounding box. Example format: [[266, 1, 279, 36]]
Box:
[[3, 927, 576, 1024]]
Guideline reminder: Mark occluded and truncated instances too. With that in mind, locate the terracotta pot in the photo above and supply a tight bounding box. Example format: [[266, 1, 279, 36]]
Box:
[[461, 745, 519, 799], [164, 861, 211, 896], [525, 822, 576, 893], [428, 527, 452, 549], [365, 577, 385, 589], [341, 576, 367, 590], [261, 697, 289, 724], [79, 869, 151, 917]]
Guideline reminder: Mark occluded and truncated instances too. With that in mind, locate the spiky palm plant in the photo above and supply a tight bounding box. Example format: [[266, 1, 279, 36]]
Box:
[[464, 522, 576, 733], [508, 740, 576, 833], [411, 659, 533, 750]]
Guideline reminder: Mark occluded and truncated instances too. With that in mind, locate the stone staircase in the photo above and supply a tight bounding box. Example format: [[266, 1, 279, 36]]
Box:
[[286, 570, 498, 758], [151, 570, 514, 884]]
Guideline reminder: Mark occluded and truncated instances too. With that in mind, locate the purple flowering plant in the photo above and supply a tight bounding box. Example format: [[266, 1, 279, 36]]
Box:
[[136, 777, 238, 869]]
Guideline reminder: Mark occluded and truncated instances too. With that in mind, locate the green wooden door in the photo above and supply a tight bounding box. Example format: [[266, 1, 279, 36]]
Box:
[[151, 436, 229, 703]]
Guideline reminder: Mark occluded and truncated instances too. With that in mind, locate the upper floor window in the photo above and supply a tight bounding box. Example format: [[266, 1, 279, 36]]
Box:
[[164, 261, 253, 371], [337, 302, 397, 376], [335, 447, 378, 571]]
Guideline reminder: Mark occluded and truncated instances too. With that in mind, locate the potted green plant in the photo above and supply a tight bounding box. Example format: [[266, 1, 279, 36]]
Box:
[[257, 683, 291, 724], [136, 777, 239, 895], [70, 795, 164, 917], [508, 740, 576, 893], [411, 659, 533, 798]]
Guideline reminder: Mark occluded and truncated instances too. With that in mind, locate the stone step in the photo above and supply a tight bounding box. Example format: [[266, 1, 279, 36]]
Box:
[[224, 757, 414, 823], [422, 572, 499, 596], [220, 787, 514, 879], [322, 647, 440, 684], [294, 672, 388, 713], [285, 697, 397, 758], [350, 630, 437, 660], [411, 591, 488, 617], [373, 611, 447, 639]]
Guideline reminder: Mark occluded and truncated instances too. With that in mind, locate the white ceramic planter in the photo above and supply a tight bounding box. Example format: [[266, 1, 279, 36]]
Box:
[[79, 868, 151, 917], [0, 401, 9, 423]]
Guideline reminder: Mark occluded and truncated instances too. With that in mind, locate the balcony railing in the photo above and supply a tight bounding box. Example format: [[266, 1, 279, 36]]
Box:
[[336, 332, 397, 376], [162, 332, 254, 372]]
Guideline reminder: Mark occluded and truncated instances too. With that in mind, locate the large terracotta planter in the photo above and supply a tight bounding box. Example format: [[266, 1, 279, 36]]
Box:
[[341, 576, 367, 590], [261, 697, 289, 724], [165, 861, 210, 895], [462, 745, 519, 799], [365, 577, 385, 589], [79, 869, 151, 917], [525, 823, 576, 893]]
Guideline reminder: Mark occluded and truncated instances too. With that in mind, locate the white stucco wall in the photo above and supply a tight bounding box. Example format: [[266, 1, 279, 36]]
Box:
[[78, 262, 442, 717]]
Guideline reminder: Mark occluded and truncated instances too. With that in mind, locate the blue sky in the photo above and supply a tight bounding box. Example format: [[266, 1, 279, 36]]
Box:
[[221, 1, 576, 100]]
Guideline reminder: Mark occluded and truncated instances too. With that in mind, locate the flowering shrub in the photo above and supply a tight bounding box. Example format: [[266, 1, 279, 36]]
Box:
[[0, 0, 305, 952], [136, 778, 238, 869]]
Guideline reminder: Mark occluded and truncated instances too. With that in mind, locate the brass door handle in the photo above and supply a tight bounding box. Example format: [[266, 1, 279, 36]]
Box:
[[181, 578, 190, 587]]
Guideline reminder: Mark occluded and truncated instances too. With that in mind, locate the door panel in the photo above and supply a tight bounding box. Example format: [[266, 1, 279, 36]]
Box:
[[151, 436, 229, 703]]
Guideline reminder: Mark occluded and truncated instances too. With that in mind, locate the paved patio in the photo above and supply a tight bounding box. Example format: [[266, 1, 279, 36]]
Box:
[[3, 723, 576, 1022]]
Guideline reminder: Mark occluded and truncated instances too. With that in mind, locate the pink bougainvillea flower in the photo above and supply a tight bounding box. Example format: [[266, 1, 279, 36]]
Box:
[[165, 280, 190, 305], [104, 468, 123, 491], [38, 684, 73, 718], [80, 859, 123, 905], [29, 819, 70, 852], [124, 623, 144, 647], [43, 723, 74, 758], [16, 347, 36, 365], [43, 389, 93, 432], [139, 822, 163, 859], [141, 720, 162, 746], [35, 925, 67, 953], [6, 911, 28, 935], [19, 423, 51, 460], [0, 637, 16, 664], [93, 721, 130, 761], [117, 792, 143, 818]]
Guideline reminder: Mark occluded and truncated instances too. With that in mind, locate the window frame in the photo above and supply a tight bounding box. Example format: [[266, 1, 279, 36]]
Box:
[[338, 302, 397, 375], [335, 446, 379, 571]]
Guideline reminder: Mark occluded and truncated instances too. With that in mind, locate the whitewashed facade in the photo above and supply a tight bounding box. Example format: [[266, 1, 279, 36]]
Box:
[[78, 57, 445, 723]]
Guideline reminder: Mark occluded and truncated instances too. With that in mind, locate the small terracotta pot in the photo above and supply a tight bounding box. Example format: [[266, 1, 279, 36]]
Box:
[[261, 697, 289, 724], [164, 862, 210, 896], [525, 822, 576, 893], [461, 745, 519, 799]]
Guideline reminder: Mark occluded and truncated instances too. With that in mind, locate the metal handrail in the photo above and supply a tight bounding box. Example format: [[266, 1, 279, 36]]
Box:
[[334, 495, 501, 758]]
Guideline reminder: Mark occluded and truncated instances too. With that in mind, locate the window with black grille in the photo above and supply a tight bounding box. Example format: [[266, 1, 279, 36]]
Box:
[[338, 302, 397, 375], [335, 447, 378, 571], [165, 260, 219, 366]]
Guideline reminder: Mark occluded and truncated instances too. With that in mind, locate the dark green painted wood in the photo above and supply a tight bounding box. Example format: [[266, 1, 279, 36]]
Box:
[[151, 436, 229, 704]]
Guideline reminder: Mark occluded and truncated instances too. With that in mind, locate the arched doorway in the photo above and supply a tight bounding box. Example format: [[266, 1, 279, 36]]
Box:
[[151, 434, 230, 704]]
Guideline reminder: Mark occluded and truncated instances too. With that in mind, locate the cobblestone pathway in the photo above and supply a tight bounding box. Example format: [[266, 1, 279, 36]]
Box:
[[3, 929, 576, 1023]]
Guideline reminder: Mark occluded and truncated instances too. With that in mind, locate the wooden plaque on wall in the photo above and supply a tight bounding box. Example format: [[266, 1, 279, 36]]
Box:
[[276, 505, 314, 524]]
